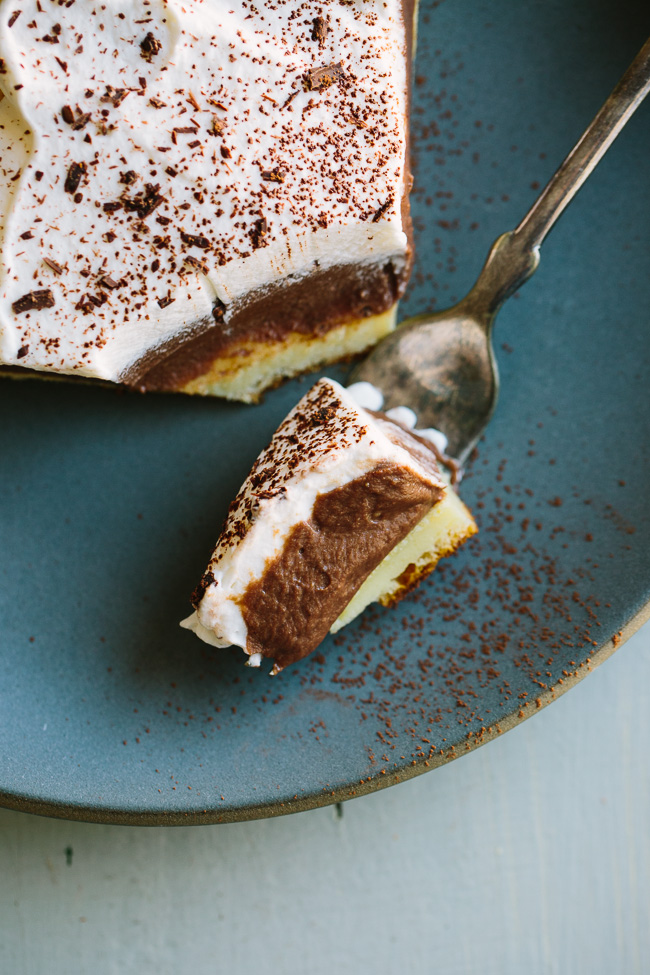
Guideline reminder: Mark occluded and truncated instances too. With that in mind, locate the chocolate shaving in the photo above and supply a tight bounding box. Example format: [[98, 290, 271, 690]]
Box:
[[101, 86, 129, 107], [158, 295, 175, 308], [103, 200, 122, 212], [191, 571, 215, 610], [122, 183, 164, 219], [20, 230, 33, 240], [149, 97, 166, 109], [249, 216, 267, 250], [71, 112, 91, 131], [61, 105, 75, 124], [346, 111, 368, 129], [64, 161, 86, 194], [281, 90, 299, 110], [99, 275, 120, 289], [220, 145, 231, 159], [140, 31, 161, 62], [0, 59, 7, 75], [75, 294, 94, 314], [119, 170, 138, 185], [173, 126, 198, 135], [304, 62, 345, 92], [187, 91, 201, 111], [261, 168, 285, 183], [16, 344, 29, 358], [372, 196, 394, 223], [34, 171, 43, 182], [54, 57, 68, 74], [43, 257, 64, 275], [8, 10, 21, 28], [310, 406, 337, 427], [184, 255, 208, 273], [209, 116, 225, 136], [311, 16, 329, 44], [12, 289, 55, 314], [180, 231, 210, 250]]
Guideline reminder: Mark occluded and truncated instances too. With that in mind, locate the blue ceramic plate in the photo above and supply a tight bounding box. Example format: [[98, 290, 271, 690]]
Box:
[[2, 0, 650, 824]]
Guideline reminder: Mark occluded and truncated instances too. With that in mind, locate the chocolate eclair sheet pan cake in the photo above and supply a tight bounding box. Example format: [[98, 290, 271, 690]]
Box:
[[0, 0, 416, 401]]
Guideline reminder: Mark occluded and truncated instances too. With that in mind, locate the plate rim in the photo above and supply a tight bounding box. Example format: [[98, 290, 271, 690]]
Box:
[[1, 598, 647, 827]]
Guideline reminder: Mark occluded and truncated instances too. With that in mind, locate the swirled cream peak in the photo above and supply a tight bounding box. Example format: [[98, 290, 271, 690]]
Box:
[[0, 0, 409, 380]]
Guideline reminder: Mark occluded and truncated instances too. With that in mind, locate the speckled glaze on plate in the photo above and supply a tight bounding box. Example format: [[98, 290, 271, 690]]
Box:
[[2, 0, 650, 825]]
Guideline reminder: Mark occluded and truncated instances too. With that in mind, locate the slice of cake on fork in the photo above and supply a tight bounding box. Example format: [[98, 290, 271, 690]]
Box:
[[182, 378, 477, 673]]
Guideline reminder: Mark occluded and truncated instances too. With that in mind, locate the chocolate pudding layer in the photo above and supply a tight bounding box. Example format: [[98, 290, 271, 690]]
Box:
[[240, 462, 443, 670]]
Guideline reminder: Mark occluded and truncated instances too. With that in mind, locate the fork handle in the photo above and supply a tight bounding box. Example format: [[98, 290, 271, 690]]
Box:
[[466, 34, 650, 318], [515, 34, 650, 252]]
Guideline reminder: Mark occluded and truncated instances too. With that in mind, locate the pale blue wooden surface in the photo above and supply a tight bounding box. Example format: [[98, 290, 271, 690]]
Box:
[[0, 623, 648, 974]]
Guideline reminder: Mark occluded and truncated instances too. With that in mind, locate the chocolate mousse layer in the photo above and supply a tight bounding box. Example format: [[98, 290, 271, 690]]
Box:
[[240, 461, 444, 671], [129, 258, 407, 392]]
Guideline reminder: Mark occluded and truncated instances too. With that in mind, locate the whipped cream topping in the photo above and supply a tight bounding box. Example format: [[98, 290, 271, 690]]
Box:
[[182, 376, 445, 661], [347, 380, 450, 455], [0, 0, 410, 380]]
